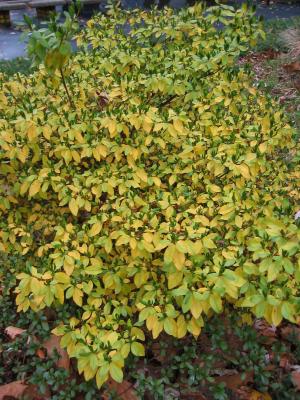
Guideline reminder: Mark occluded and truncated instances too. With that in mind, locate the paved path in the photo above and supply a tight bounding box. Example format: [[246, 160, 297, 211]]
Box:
[[1, 1, 300, 60]]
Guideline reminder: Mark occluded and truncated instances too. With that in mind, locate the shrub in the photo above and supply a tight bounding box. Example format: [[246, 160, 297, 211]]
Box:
[[0, 3, 299, 387]]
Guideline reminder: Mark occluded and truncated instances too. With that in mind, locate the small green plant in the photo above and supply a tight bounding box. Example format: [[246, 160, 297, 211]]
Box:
[[24, 1, 81, 108]]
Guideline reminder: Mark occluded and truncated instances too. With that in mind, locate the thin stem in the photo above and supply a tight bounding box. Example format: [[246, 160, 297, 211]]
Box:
[[160, 94, 177, 108], [60, 67, 75, 109]]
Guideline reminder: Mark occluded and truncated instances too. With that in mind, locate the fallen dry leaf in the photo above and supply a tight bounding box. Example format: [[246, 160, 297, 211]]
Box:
[[214, 371, 253, 391], [104, 378, 138, 400], [43, 335, 70, 370], [291, 371, 300, 391], [279, 354, 292, 370], [0, 380, 27, 399], [4, 326, 26, 340], [254, 319, 277, 339], [283, 61, 300, 73], [181, 391, 208, 400], [281, 325, 300, 341], [239, 49, 280, 65], [36, 348, 46, 359]]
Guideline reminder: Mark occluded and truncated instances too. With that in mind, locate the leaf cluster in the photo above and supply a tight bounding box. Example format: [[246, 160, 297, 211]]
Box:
[[24, 1, 81, 73]]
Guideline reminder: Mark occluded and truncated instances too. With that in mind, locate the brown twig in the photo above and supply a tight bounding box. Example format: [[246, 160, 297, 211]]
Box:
[[60, 67, 75, 110]]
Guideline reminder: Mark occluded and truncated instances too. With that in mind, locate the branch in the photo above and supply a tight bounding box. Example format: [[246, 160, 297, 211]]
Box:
[[60, 68, 75, 110]]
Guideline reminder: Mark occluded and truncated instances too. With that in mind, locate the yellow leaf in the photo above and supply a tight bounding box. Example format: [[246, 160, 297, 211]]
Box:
[[259, 142, 267, 153], [192, 240, 203, 254], [27, 124, 37, 141], [173, 118, 184, 133], [164, 244, 176, 263], [168, 271, 183, 289], [116, 234, 130, 246], [176, 240, 189, 253], [74, 130, 85, 143], [202, 236, 216, 249], [89, 222, 102, 237], [136, 169, 148, 183], [69, 198, 78, 216], [64, 260, 74, 276], [176, 315, 187, 338], [261, 116, 270, 133], [173, 249, 185, 271], [68, 250, 80, 260], [190, 296, 202, 319], [97, 144, 108, 158], [219, 204, 235, 215], [29, 180, 41, 197], [54, 272, 70, 284], [20, 181, 30, 195], [129, 237, 137, 250], [249, 390, 272, 400], [152, 177, 161, 187], [72, 150, 81, 163], [143, 232, 153, 243], [187, 317, 202, 337], [55, 285, 65, 304], [18, 146, 29, 163], [235, 215, 243, 228], [43, 126, 52, 140], [152, 319, 163, 339], [108, 119, 117, 137], [143, 117, 152, 133], [73, 287, 83, 307], [271, 305, 282, 326], [237, 163, 251, 180], [134, 271, 149, 288]]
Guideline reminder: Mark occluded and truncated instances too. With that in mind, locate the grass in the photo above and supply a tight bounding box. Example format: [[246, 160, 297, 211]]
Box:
[[0, 57, 32, 76], [257, 16, 300, 52]]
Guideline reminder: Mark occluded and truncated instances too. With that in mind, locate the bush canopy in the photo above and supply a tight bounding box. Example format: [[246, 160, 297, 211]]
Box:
[[0, 3, 299, 386]]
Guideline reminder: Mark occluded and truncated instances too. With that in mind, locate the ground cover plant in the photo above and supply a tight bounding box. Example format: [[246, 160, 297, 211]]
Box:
[[2, 284, 300, 399], [0, 2, 299, 397]]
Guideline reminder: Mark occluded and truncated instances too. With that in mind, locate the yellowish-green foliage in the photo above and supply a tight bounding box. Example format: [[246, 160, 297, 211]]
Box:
[[0, 3, 299, 386]]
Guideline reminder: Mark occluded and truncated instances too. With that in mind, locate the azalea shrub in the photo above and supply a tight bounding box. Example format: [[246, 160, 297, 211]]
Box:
[[0, 3, 299, 387]]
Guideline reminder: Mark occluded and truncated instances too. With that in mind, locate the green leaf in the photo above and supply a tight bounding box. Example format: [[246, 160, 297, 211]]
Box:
[[209, 293, 222, 313], [109, 362, 123, 383], [131, 342, 145, 357]]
